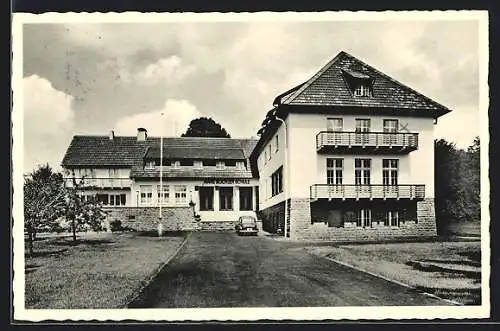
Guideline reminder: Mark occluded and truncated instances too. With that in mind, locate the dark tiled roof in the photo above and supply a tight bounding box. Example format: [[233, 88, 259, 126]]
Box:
[[276, 51, 452, 116], [144, 147, 245, 160], [61, 135, 259, 168], [130, 167, 254, 179]]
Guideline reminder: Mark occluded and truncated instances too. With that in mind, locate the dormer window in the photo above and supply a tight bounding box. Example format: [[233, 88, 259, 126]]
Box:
[[342, 69, 374, 98], [353, 84, 372, 97], [144, 161, 155, 170]]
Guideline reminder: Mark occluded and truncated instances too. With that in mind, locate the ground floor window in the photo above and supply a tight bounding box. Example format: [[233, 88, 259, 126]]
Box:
[[157, 185, 169, 205], [174, 185, 188, 204], [385, 210, 399, 227], [219, 187, 233, 211], [199, 187, 214, 211], [356, 209, 371, 227], [96, 193, 126, 206], [239, 187, 253, 211], [140, 185, 153, 205]]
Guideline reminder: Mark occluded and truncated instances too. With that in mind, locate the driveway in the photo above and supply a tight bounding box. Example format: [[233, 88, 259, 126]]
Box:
[[128, 232, 451, 308]]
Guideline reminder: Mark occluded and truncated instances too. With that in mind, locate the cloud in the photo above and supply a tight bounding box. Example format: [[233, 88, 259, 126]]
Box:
[[114, 99, 203, 137], [135, 55, 196, 86], [23, 75, 75, 173]]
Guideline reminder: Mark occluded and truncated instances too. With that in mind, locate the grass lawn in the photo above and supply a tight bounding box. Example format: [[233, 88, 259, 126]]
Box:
[[306, 240, 481, 305], [24, 231, 187, 309]]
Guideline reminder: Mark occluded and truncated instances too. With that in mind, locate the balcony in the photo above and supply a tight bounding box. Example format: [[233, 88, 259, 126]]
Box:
[[316, 131, 419, 154], [310, 184, 425, 201], [64, 177, 132, 190]]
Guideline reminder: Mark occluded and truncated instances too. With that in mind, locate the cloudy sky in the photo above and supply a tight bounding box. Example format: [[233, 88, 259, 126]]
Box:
[[20, 17, 482, 173]]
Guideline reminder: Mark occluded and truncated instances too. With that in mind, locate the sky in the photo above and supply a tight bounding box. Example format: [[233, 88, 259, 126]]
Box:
[[20, 18, 482, 173]]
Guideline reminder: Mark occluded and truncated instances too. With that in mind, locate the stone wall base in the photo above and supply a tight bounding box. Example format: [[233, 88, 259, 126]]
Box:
[[103, 207, 199, 232], [288, 198, 437, 241]]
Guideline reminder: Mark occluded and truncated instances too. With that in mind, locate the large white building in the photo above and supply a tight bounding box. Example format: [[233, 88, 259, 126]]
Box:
[[251, 51, 451, 240], [61, 50, 451, 241]]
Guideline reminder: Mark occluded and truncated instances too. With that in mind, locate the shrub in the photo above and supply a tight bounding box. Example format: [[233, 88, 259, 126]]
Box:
[[110, 220, 123, 232]]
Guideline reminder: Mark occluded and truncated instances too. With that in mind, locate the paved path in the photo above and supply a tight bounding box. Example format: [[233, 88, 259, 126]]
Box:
[[129, 232, 451, 308]]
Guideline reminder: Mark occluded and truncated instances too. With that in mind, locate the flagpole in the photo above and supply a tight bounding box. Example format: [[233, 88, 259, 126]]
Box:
[[158, 112, 164, 237]]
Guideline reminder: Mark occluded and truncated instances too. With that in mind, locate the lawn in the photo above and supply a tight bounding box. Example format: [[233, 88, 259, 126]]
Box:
[[24, 231, 187, 309], [306, 240, 481, 305]]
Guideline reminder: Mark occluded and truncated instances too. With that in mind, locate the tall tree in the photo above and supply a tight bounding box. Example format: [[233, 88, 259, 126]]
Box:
[[24, 164, 66, 255], [181, 117, 231, 138]]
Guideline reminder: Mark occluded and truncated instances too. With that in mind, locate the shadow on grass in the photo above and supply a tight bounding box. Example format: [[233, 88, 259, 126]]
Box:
[[50, 238, 115, 247], [458, 250, 481, 263], [25, 248, 68, 258], [416, 286, 481, 305], [137, 231, 188, 238]]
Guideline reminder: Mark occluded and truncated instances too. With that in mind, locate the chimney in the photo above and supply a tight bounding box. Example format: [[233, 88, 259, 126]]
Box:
[[109, 130, 115, 140], [137, 128, 147, 141]]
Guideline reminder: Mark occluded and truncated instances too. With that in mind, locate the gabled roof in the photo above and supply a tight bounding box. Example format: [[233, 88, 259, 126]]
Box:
[[61, 135, 258, 168], [274, 51, 452, 117]]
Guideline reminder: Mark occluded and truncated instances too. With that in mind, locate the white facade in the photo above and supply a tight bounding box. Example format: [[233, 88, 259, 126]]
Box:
[[254, 111, 436, 212], [285, 112, 435, 199]]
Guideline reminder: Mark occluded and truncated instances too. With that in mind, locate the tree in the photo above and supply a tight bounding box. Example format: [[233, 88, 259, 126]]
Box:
[[64, 176, 107, 243], [434, 137, 481, 235], [181, 117, 231, 138], [24, 164, 66, 255]]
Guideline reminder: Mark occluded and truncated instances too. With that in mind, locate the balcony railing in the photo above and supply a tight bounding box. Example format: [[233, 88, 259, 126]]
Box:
[[310, 184, 425, 200], [316, 131, 419, 154], [64, 177, 132, 189]]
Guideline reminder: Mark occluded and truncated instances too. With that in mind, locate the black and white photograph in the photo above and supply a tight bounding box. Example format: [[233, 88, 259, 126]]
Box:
[[12, 11, 489, 321]]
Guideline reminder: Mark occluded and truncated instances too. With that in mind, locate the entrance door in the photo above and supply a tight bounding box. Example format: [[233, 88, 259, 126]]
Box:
[[327, 210, 342, 227]]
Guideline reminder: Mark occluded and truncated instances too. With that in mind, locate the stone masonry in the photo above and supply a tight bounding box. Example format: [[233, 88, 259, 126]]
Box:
[[103, 207, 199, 232], [289, 197, 437, 241]]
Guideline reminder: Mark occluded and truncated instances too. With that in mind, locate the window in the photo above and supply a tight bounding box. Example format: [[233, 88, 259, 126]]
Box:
[[219, 187, 233, 211], [172, 161, 180, 169], [355, 119, 371, 144], [264, 150, 268, 164], [326, 158, 343, 185], [180, 160, 194, 166], [109, 168, 118, 177], [267, 145, 272, 160], [203, 160, 217, 167], [355, 159, 371, 185], [239, 187, 253, 211], [236, 161, 245, 170], [356, 209, 372, 227], [96, 194, 109, 205], [157, 185, 169, 205], [327, 118, 343, 132], [382, 159, 399, 186], [354, 84, 372, 97], [174, 185, 187, 204], [144, 161, 155, 170], [225, 160, 237, 167], [199, 187, 214, 211], [193, 161, 203, 169], [271, 166, 283, 197], [275, 135, 279, 152], [216, 161, 225, 170], [109, 194, 126, 206], [383, 119, 399, 144], [140, 185, 153, 205], [386, 211, 399, 227]]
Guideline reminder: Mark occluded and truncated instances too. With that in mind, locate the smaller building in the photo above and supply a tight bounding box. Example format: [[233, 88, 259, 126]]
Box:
[[61, 129, 259, 231]]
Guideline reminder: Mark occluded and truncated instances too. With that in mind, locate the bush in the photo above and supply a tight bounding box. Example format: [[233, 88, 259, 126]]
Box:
[[110, 220, 123, 232]]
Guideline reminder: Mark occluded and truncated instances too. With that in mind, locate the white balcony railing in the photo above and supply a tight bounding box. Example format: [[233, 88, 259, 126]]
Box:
[[316, 131, 419, 152], [310, 184, 425, 200]]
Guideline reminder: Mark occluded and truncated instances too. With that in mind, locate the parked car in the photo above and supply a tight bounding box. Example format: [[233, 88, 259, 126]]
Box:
[[235, 216, 259, 236]]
